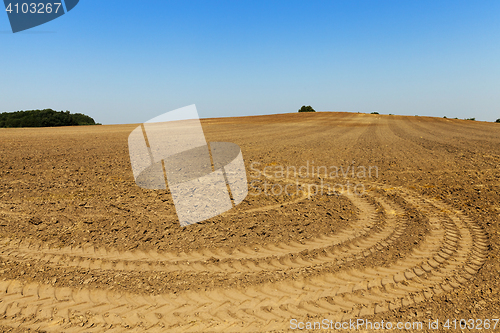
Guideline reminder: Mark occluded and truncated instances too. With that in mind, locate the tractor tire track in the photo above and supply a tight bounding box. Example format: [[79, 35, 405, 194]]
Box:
[[0, 193, 389, 274], [0, 183, 488, 332]]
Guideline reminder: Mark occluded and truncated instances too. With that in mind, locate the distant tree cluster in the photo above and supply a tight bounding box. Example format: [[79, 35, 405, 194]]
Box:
[[496, 119, 500, 123], [0, 109, 99, 128], [298, 105, 315, 112]]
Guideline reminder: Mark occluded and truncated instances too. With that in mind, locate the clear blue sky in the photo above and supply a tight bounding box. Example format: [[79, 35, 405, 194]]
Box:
[[1, 0, 499, 124]]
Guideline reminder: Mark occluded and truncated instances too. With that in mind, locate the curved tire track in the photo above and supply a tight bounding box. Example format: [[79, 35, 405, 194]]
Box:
[[0, 193, 391, 274], [0, 183, 488, 332]]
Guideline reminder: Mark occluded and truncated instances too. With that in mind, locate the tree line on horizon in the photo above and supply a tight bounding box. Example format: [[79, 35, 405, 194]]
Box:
[[0, 109, 99, 128], [297, 106, 499, 122]]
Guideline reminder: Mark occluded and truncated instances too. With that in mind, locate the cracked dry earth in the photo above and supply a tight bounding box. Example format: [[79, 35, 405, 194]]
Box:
[[0, 112, 499, 332]]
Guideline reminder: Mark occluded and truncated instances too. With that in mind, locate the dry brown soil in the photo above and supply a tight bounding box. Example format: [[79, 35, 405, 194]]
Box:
[[0, 112, 499, 332]]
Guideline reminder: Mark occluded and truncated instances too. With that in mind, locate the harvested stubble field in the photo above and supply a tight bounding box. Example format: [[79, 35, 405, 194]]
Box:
[[0, 112, 499, 332]]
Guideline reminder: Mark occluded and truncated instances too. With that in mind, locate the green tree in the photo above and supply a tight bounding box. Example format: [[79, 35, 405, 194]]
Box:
[[298, 105, 315, 112]]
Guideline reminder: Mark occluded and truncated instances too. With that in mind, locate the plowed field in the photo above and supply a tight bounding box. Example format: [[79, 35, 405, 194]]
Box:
[[0, 112, 499, 332]]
